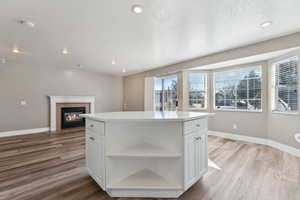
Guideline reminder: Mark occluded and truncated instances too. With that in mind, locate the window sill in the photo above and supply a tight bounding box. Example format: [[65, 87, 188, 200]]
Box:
[[271, 111, 299, 116], [213, 108, 263, 113], [187, 108, 208, 111]]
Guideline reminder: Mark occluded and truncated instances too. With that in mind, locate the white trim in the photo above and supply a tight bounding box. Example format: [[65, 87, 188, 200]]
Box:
[[49, 96, 95, 132], [213, 109, 263, 113], [271, 111, 300, 116], [144, 77, 155, 111], [0, 127, 49, 137], [208, 131, 300, 158], [106, 189, 183, 198]]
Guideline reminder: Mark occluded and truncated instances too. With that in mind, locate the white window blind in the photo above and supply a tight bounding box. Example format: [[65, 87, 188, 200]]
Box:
[[188, 73, 207, 109], [272, 57, 298, 113], [214, 67, 262, 111]]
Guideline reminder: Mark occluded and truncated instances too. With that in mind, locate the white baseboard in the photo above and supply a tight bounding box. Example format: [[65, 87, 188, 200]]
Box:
[[208, 131, 300, 158], [0, 127, 50, 137]]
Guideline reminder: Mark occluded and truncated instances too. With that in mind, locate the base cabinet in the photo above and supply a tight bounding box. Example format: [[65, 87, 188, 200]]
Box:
[[84, 116, 209, 198], [86, 130, 105, 190], [184, 131, 208, 190]]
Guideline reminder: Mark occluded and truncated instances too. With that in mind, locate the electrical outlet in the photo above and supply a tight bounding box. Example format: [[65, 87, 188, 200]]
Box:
[[20, 100, 27, 106], [233, 124, 238, 130]]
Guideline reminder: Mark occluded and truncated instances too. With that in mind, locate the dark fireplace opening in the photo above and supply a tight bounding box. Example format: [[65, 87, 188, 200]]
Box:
[[61, 107, 86, 129]]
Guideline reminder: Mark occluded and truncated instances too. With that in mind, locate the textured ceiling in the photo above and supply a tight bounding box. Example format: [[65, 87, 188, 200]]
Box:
[[0, 0, 300, 75]]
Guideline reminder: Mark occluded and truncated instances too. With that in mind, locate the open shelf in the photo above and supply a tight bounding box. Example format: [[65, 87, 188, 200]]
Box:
[[107, 169, 182, 190], [106, 143, 181, 158]]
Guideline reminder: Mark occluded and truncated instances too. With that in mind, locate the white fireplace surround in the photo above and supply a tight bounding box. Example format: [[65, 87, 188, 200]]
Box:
[[49, 96, 95, 131]]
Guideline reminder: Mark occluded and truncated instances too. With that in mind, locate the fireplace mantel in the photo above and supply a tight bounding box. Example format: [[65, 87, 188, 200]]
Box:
[[49, 96, 95, 131]]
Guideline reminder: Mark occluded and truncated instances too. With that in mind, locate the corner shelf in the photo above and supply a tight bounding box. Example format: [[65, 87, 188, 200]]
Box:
[[106, 143, 181, 158], [107, 169, 182, 190]]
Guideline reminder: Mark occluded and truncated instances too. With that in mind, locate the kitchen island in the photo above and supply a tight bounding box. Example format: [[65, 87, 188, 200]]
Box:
[[80, 111, 211, 198]]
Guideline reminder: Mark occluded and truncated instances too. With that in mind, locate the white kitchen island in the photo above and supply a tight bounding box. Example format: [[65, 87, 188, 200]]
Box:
[[80, 111, 211, 198]]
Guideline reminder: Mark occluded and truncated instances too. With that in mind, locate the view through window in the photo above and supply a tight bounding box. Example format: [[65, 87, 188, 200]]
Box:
[[155, 76, 178, 111], [188, 73, 207, 109], [214, 67, 262, 111]]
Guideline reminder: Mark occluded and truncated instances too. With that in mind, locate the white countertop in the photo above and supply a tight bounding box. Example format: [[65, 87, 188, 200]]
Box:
[[80, 111, 212, 122]]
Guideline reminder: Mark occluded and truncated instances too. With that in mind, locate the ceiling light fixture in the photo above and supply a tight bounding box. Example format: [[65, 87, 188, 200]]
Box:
[[122, 68, 126, 73], [260, 21, 272, 28], [132, 5, 143, 14], [12, 47, 20, 54], [17, 19, 35, 28], [62, 48, 70, 55]]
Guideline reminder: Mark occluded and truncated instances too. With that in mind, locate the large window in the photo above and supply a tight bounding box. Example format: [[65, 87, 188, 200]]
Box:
[[214, 67, 262, 111], [272, 57, 298, 113], [188, 73, 207, 109], [155, 76, 178, 111]]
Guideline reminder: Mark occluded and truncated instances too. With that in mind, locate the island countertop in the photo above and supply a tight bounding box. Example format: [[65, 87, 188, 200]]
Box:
[[80, 111, 212, 122]]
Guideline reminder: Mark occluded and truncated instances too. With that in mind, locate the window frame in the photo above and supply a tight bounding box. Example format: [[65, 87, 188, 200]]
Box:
[[271, 56, 299, 115], [213, 65, 263, 112], [154, 74, 179, 112], [187, 71, 208, 110]]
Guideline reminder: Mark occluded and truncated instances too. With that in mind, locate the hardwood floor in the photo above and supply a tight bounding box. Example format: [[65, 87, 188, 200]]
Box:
[[0, 130, 299, 200]]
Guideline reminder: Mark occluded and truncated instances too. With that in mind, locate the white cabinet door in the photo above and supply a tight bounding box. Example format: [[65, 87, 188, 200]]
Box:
[[184, 131, 208, 190], [184, 132, 198, 190], [197, 134, 208, 179], [86, 131, 105, 190], [196, 133, 208, 179]]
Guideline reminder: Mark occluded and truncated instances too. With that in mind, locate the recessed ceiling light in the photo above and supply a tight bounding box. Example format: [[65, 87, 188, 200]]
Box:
[[122, 68, 126, 73], [62, 48, 70, 55], [260, 21, 272, 28], [17, 19, 35, 28], [112, 60, 116, 65], [132, 5, 143, 14], [12, 47, 20, 54]]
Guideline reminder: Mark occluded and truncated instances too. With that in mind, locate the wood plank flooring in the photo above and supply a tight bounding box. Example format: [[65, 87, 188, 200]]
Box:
[[0, 130, 299, 200]]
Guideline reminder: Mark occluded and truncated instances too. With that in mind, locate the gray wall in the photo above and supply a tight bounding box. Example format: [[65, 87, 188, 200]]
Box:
[[0, 64, 123, 132], [206, 62, 269, 140], [267, 51, 300, 148], [123, 33, 300, 149]]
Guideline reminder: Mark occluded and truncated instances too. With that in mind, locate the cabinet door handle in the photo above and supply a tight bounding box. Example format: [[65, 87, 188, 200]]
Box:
[[90, 124, 94, 128], [89, 137, 95, 141], [195, 136, 201, 140], [196, 124, 201, 127]]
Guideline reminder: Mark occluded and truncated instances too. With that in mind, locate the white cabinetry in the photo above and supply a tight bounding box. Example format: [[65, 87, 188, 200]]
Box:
[[184, 119, 208, 190], [82, 112, 210, 198], [85, 122, 105, 190]]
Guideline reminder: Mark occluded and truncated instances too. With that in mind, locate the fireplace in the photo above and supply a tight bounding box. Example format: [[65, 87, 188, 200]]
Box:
[[61, 107, 86, 129]]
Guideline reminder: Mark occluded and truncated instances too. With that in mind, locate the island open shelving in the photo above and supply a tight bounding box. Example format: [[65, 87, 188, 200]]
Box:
[[106, 142, 182, 158], [81, 111, 211, 198]]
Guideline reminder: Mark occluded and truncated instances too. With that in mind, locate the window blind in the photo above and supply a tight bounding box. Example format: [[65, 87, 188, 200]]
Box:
[[273, 57, 298, 113]]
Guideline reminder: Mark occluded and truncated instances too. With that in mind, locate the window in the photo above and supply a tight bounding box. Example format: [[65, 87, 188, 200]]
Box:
[[272, 57, 298, 113], [188, 73, 207, 109], [155, 76, 178, 111], [214, 67, 262, 111]]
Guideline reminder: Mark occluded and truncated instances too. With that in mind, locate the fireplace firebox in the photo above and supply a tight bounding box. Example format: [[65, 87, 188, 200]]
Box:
[[61, 107, 86, 129]]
